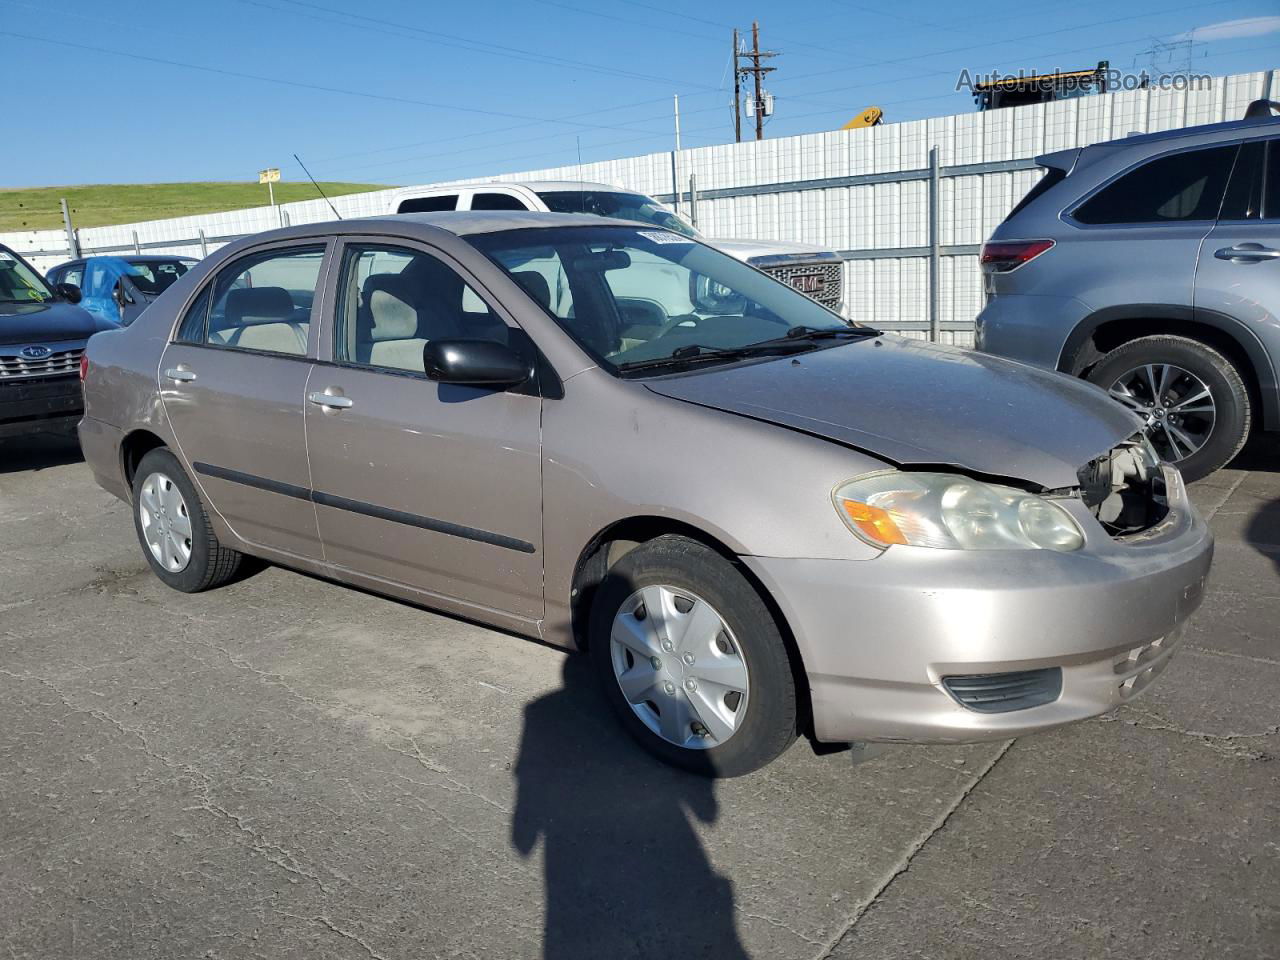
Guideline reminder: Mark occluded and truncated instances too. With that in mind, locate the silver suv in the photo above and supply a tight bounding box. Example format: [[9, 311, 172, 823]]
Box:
[[976, 102, 1280, 480]]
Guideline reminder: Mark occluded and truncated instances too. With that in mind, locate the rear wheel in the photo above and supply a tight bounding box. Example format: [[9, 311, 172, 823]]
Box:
[[588, 536, 798, 777], [131, 448, 243, 592], [1087, 335, 1251, 482]]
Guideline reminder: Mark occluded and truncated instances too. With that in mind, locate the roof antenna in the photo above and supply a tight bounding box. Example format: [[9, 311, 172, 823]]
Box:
[[293, 153, 342, 220]]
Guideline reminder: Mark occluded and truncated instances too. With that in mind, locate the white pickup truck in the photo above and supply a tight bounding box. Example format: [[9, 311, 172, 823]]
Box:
[[387, 180, 845, 315]]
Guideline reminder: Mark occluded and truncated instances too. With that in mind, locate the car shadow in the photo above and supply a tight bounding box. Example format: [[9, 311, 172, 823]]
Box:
[[511, 652, 749, 960], [0, 433, 84, 474], [1227, 433, 1280, 474]]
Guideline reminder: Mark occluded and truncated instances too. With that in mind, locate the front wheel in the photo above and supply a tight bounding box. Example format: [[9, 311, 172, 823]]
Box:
[[1087, 335, 1251, 482], [588, 536, 798, 777]]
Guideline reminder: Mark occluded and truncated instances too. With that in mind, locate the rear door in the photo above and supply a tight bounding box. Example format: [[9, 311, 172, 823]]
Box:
[[160, 241, 331, 560], [1065, 142, 1240, 309], [1196, 138, 1280, 400], [303, 238, 544, 619]]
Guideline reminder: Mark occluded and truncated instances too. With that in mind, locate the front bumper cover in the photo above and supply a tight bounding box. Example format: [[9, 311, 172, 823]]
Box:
[[743, 479, 1212, 744], [0, 375, 83, 438]]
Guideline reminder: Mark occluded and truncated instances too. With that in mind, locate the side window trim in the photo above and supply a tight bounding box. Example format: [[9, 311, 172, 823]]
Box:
[[1064, 142, 1239, 228], [169, 238, 334, 353]]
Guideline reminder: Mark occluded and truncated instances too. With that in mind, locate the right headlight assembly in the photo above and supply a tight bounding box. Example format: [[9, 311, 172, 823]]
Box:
[[833, 472, 1084, 552]]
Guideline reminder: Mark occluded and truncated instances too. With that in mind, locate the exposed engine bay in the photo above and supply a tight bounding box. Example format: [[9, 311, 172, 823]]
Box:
[[1077, 436, 1171, 536]]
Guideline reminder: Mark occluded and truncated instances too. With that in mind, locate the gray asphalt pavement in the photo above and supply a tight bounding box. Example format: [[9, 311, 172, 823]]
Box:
[[1, 433, 1277, 959]]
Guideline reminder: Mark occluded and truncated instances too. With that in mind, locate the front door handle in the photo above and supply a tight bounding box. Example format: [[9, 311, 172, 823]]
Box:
[[308, 390, 354, 410], [1214, 243, 1280, 263], [164, 367, 197, 382]]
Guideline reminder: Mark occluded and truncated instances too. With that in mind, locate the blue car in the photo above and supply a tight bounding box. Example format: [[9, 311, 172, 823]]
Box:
[[46, 255, 198, 328]]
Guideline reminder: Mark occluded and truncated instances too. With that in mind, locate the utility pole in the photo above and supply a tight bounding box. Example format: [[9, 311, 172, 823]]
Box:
[[733, 21, 777, 141], [732, 27, 742, 143]]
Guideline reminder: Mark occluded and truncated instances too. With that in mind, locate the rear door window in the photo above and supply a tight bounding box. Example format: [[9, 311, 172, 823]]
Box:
[[1265, 140, 1280, 220], [397, 194, 457, 213], [470, 192, 529, 211], [180, 245, 325, 355], [1073, 144, 1239, 225], [1219, 141, 1265, 221]]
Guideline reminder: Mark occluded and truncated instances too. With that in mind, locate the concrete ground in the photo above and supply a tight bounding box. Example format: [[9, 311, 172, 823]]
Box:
[[1, 433, 1277, 960]]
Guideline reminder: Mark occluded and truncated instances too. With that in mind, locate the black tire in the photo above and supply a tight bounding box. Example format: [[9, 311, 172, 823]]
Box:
[[1087, 335, 1251, 482], [131, 447, 243, 592], [588, 536, 798, 777]]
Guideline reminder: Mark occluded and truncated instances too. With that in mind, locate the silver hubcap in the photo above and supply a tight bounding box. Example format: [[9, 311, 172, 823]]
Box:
[[1108, 363, 1216, 463], [609, 585, 749, 750], [138, 471, 193, 573]]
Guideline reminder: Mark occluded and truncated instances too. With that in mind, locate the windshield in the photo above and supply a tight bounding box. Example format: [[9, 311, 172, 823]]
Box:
[[0, 249, 54, 304], [127, 259, 194, 296], [470, 225, 861, 375], [535, 190, 700, 238]]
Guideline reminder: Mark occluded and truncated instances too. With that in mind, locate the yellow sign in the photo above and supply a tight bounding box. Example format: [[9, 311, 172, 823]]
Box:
[[258, 168, 280, 184]]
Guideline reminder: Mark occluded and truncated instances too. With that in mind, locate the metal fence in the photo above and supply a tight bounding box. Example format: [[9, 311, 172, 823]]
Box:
[[4, 67, 1274, 345]]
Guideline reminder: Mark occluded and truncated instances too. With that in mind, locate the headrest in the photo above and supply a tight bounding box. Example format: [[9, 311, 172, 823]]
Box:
[[512, 271, 551, 310], [362, 274, 418, 340], [225, 287, 294, 326]]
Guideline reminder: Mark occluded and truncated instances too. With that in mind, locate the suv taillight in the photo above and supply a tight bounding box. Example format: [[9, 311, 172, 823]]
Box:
[[79, 354, 89, 381], [980, 239, 1054, 273]]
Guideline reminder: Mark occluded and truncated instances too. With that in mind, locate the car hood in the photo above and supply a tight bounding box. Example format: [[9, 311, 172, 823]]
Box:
[[642, 336, 1142, 488], [0, 299, 112, 345], [708, 237, 840, 264]]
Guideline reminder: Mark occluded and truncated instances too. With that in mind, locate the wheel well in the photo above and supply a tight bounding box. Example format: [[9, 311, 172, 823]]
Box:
[[569, 516, 814, 738], [1066, 317, 1258, 386], [120, 429, 166, 490]]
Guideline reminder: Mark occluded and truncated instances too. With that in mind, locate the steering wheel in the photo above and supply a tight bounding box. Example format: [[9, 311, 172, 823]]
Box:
[[649, 313, 703, 340]]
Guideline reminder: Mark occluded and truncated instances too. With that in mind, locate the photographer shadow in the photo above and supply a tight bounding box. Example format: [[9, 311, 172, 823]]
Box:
[[512, 653, 748, 960]]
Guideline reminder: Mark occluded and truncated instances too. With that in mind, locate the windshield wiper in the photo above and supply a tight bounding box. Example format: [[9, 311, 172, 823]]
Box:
[[753, 324, 881, 347], [616, 341, 809, 375]]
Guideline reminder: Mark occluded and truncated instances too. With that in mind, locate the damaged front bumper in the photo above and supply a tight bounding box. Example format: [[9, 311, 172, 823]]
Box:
[[743, 466, 1212, 744]]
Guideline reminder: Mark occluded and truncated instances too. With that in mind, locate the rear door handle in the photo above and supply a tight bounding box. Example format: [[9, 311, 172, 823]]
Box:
[[1214, 243, 1280, 262], [308, 390, 354, 410], [164, 368, 197, 382]]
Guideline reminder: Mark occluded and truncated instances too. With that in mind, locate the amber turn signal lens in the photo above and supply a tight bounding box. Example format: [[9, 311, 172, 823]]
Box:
[[839, 499, 908, 546]]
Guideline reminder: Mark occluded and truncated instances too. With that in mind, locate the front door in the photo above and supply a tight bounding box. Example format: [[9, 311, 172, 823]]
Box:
[[304, 240, 543, 619], [161, 241, 330, 561]]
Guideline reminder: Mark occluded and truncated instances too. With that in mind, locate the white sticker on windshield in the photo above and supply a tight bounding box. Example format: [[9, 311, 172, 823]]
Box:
[[637, 230, 691, 245], [0, 252, 14, 262]]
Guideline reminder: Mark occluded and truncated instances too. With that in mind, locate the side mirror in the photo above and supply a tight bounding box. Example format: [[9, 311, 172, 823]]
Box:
[[56, 282, 81, 304], [423, 339, 532, 388]]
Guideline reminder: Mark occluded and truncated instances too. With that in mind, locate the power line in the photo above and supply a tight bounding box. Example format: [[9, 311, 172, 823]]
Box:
[[772, 0, 1242, 87], [239, 0, 725, 91], [0, 28, 712, 137]]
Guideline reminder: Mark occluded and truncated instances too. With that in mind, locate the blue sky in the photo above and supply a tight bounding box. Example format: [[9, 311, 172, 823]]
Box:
[[3, 0, 1278, 187]]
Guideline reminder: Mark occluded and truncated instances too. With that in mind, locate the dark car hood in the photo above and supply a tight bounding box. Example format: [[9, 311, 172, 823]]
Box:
[[0, 299, 112, 345], [643, 337, 1142, 488]]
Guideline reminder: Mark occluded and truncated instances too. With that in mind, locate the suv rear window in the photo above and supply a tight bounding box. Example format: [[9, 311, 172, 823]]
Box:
[[1004, 167, 1066, 222], [1073, 144, 1238, 225]]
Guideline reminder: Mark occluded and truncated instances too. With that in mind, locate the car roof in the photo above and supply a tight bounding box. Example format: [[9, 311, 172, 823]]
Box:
[[358, 210, 650, 236], [402, 179, 624, 194], [51, 254, 197, 269], [1096, 114, 1279, 150]]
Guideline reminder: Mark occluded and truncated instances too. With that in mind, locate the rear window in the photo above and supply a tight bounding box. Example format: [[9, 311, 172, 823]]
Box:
[[1073, 144, 1238, 225], [1004, 167, 1066, 222]]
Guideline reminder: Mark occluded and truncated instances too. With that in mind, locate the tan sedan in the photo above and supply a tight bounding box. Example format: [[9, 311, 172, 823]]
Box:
[[79, 213, 1211, 776]]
